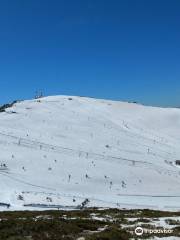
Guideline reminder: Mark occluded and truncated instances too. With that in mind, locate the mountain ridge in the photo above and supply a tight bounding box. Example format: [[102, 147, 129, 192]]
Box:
[[0, 95, 180, 211]]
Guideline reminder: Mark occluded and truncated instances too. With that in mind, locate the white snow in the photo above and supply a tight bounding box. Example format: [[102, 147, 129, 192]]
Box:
[[153, 237, 180, 240], [0, 95, 180, 211]]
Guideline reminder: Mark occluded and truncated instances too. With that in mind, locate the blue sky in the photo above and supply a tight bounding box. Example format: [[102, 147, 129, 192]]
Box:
[[0, 0, 179, 106]]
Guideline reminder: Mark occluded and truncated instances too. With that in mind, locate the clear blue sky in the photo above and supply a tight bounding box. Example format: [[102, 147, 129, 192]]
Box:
[[0, 0, 179, 106]]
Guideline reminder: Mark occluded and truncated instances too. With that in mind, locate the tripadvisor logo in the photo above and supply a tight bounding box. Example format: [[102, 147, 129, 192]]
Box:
[[134, 226, 173, 236], [135, 227, 143, 236]]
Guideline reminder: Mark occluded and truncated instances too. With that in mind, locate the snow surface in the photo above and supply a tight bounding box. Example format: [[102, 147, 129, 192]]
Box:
[[0, 95, 180, 211]]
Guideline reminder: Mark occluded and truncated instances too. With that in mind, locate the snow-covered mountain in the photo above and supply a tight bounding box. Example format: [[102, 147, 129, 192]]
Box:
[[0, 95, 180, 211]]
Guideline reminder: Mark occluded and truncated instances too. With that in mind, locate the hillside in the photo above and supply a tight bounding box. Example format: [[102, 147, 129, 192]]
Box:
[[0, 95, 180, 211]]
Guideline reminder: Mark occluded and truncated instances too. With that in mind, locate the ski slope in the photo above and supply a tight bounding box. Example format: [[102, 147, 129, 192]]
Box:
[[0, 95, 180, 211]]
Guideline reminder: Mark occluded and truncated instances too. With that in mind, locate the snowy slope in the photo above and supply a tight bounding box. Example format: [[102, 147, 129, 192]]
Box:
[[0, 95, 180, 211]]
